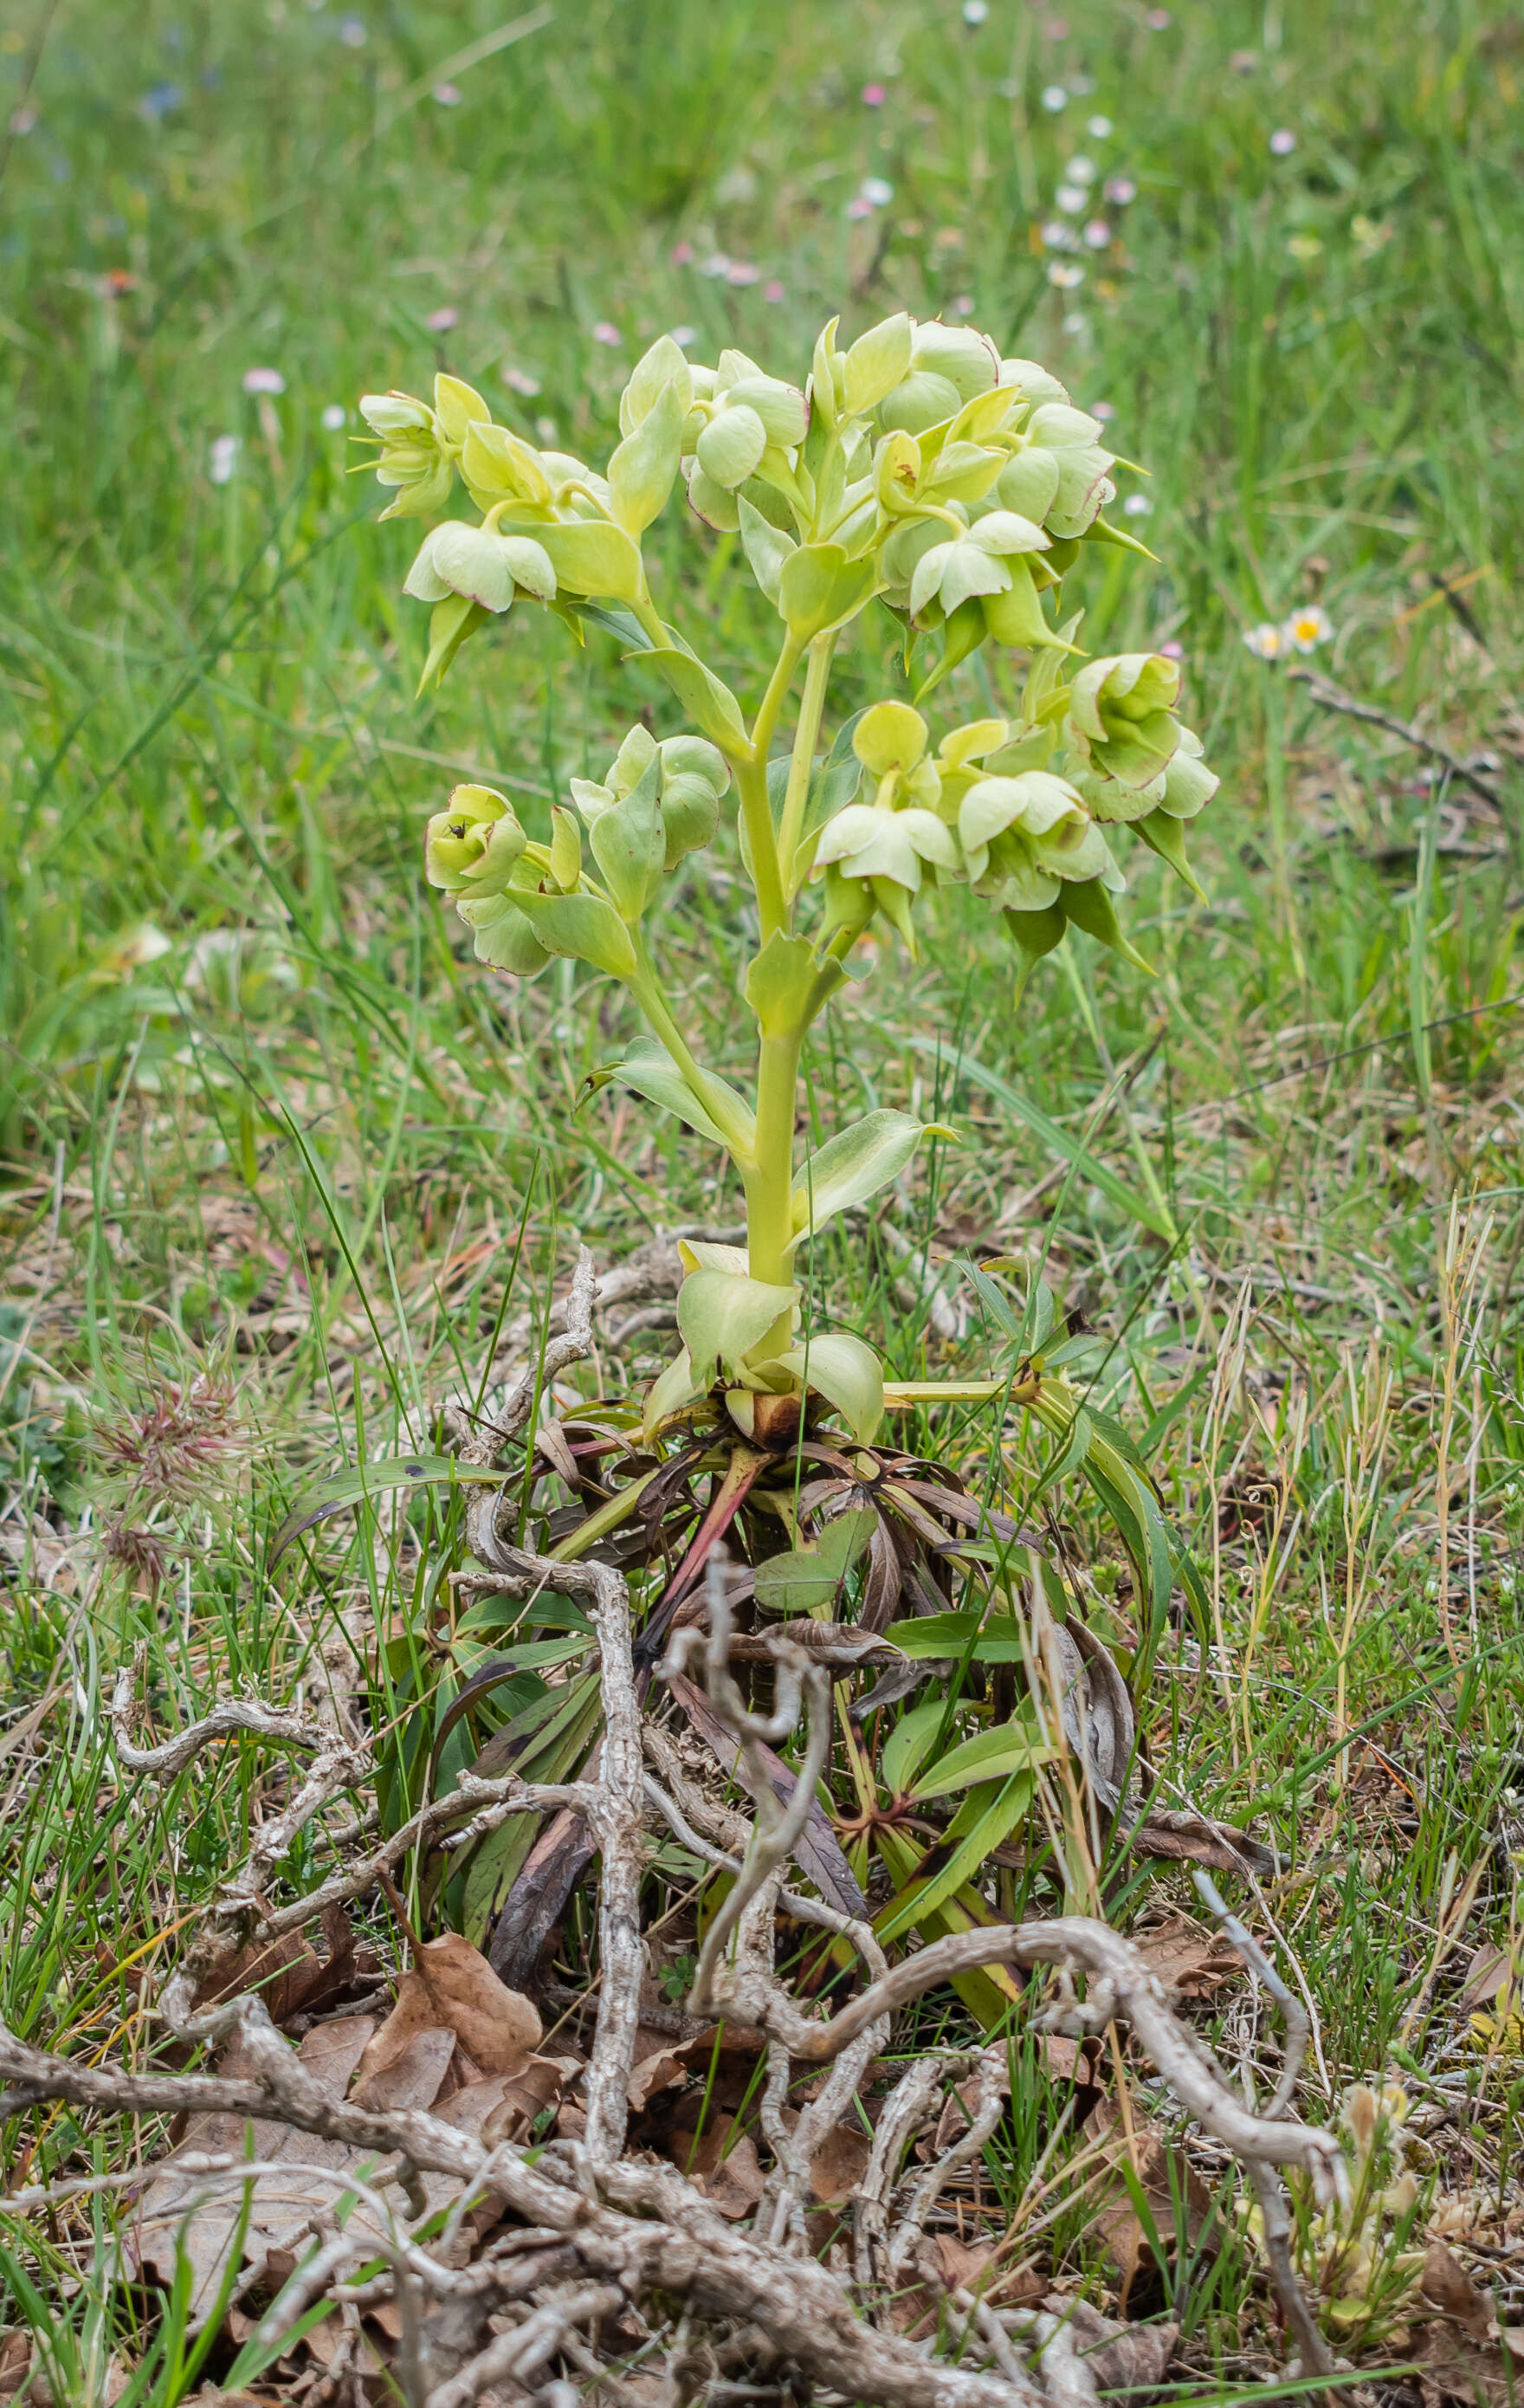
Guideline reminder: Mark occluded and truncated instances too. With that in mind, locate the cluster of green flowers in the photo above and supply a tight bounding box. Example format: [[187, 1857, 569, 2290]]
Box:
[[364, 310, 1217, 993], [363, 311, 1221, 1443]]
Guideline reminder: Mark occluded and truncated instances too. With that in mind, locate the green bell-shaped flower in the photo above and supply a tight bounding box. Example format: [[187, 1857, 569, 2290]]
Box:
[[423, 784, 527, 897], [959, 769, 1120, 911], [1065, 652, 1183, 793], [571, 726, 732, 873], [404, 521, 557, 615]]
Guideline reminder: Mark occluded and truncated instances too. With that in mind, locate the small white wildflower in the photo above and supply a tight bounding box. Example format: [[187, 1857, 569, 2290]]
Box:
[[962, 0, 990, 20], [1269, 127, 1297, 155], [1283, 603, 1333, 651], [320, 403, 346, 430], [534, 415, 559, 444], [432, 81, 462, 105], [1087, 114, 1114, 138], [242, 366, 286, 395], [1104, 174, 1137, 205], [591, 320, 623, 346], [503, 365, 541, 397], [1061, 311, 1089, 337], [1122, 492, 1153, 517], [1056, 183, 1087, 212], [209, 434, 239, 484], [669, 325, 698, 347], [861, 176, 894, 206], [1083, 218, 1112, 248], [1047, 262, 1086, 288], [1041, 84, 1069, 111], [1066, 154, 1097, 184], [1243, 622, 1285, 659], [1042, 221, 1080, 250]]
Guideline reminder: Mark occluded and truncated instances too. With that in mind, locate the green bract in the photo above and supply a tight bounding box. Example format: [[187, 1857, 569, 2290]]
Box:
[[363, 310, 1222, 1441]]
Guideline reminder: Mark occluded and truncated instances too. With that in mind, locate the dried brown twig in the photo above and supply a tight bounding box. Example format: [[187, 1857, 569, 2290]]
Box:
[[1, 1263, 1349, 2405], [1288, 665, 1503, 810]]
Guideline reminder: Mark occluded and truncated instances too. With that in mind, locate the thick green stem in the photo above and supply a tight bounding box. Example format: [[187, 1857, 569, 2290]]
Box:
[[778, 630, 836, 898], [734, 756, 789, 945], [746, 1024, 806, 1354]]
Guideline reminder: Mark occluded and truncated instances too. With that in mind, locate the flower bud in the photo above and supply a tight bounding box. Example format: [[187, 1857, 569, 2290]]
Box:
[[358, 390, 453, 521], [809, 317, 845, 430], [998, 358, 1072, 411], [695, 404, 769, 489], [423, 785, 526, 895], [460, 422, 553, 511], [877, 370, 962, 437], [455, 891, 554, 976], [432, 372, 489, 445], [910, 322, 999, 400], [843, 313, 914, 415], [619, 333, 693, 436], [726, 375, 808, 449], [994, 446, 1062, 523], [853, 701, 929, 778]]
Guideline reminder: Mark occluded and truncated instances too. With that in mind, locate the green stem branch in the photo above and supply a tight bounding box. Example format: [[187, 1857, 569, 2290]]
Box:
[[628, 942, 756, 1165], [777, 630, 836, 897]]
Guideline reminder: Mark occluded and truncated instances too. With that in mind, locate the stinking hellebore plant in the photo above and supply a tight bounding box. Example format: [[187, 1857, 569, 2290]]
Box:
[[359, 314, 1219, 1454]]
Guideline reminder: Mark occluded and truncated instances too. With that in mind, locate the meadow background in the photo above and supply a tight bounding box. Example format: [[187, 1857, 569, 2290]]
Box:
[[4, 0, 1524, 2379]]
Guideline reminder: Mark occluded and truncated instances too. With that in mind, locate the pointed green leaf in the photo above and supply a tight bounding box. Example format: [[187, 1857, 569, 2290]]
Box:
[[778, 541, 881, 641], [589, 1035, 754, 1153], [512, 888, 638, 979], [677, 1266, 798, 1381], [875, 1772, 1037, 1941], [881, 1698, 948, 1796], [738, 495, 797, 610], [535, 518, 644, 604], [752, 1506, 876, 1615], [270, 1454, 509, 1565], [587, 755, 664, 921], [885, 1611, 1027, 1662], [787, 1110, 951, 1249], [777, 1330, 883, 1442], [626, 644, 748, 751], [608, 379, 683, 537], [908, 1716, 1056, 1801]]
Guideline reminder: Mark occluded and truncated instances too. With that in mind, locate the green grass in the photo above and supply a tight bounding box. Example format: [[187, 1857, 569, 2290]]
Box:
[[3, 0, 1524, 2388]]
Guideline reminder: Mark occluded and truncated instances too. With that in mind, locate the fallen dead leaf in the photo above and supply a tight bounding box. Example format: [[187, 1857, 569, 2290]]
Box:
[[0, 2334, 30, 2405], [1127, 1913, 1243, 2000], [1460, 1943, 1521, 2010], [802, 2116, 872, 2205], [352, 1932, 540, 2093], [1413, 2325, 1517, 2408], [1089, 2107, 1217, 2309], [351, 2023, 457, 2113], [1421, 2242, 1499, 2347], [193, 1902, 359, 2026], [132, 2016, 382, 2310], [627, 2042, 691, 2113], [481, 2053, 582, 2146], [687, 2115, 767, 2220], [1043, 2295, 1179, 2393]]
